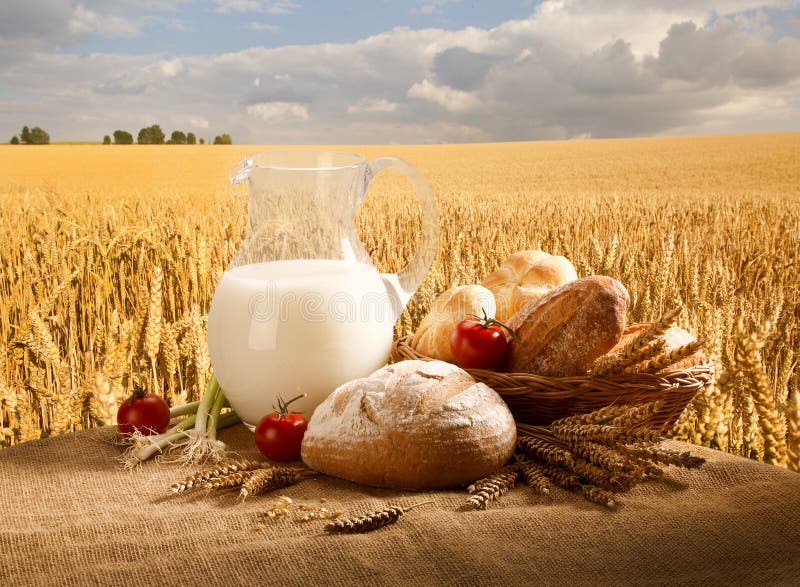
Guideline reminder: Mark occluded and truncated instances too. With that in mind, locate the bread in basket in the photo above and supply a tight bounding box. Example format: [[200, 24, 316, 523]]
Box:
[[391, 325, 714, 432]]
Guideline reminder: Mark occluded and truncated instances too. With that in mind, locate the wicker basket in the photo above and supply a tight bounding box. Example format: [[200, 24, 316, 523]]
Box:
[[391, 328, 715, 433]]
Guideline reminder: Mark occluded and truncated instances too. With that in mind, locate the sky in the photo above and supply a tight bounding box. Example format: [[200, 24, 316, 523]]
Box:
[[1, 0, 799, 143]]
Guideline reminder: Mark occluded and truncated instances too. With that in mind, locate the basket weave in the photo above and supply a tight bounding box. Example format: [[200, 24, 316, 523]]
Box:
[[391, 330, 715, 432]]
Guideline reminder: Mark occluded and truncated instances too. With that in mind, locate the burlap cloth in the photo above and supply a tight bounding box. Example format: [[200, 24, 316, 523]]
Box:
[[1, 425, 799, 587]]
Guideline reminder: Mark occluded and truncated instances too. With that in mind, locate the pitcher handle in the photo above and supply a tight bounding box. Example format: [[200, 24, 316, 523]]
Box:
[[366, 157, 439, 318]]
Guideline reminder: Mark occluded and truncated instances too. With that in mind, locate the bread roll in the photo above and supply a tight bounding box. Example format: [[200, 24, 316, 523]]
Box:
[[411, 285, 496, 362], [301, 360, 516, 490], [505, 276, 629, 376], [482, 250, 578, 322]]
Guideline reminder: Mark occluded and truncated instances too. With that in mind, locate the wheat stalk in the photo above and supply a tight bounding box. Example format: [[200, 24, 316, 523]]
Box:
[[465, 466, 519, 510], [516, 456, 552, 495], [169, 459, 267, 493], [239, 467, 315, 499], [787, 386, 800, 473], [634, 340, 705, 374], [621, 307, 681, 358], [734, 320, 787, 467], [0, 138, 798, 471], [90, 371, 118, 426], [144, 266, 163, 363], [325, 501, 434, 534]]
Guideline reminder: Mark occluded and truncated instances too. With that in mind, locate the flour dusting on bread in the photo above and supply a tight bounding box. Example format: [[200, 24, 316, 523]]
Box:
[[301, 360, 517, 490]]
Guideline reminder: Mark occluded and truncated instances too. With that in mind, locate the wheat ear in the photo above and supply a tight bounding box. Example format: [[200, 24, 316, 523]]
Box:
[[635, 340, 705, 374], [734, 321, 787, 467], [786, 386, 800, 473], [325, 501, 434, 534], [465, 467, 519, 510]]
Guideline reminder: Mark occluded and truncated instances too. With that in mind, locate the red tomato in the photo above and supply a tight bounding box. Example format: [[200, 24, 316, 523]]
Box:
[[116, 390, 170, 435], [254, 394, 308, 462], [449, 309, 516, 370]]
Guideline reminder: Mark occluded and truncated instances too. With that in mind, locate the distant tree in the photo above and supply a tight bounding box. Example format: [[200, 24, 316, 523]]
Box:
[[169, 130, 187, 144], [103, 135, 111, 145], [113, 130, 133, 144], [213, 133, 232, 145], [20, 126, 31, 144], [137, 124, 165, 144], [199, 138, 205, 145], [28, 127, 50, 144], [150, 125, 165, 144], [186, 132, 196, 145], [10, 136, 19, 144]]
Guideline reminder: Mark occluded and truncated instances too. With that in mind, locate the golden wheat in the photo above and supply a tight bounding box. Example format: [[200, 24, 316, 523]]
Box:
[[0, 134, 799, 469]]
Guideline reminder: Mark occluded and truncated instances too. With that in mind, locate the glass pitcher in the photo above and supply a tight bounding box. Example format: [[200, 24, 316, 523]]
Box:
[[207, 150, 439, 428]]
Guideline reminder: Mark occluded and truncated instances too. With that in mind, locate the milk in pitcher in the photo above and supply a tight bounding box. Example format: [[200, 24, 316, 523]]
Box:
[[207, 259, 394, 427]]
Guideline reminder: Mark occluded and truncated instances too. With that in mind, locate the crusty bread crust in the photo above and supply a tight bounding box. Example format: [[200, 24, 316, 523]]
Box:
[[482, 250, 577, 322], [410, 285, 496, 363], [505, 276, 629, 376], [300, 360, 517, 490]]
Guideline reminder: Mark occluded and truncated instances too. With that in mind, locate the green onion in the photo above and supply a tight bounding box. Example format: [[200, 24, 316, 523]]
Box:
[[121, 374, 241, 468], [207, 385, 228, 441], [169, 401, 200, 418]]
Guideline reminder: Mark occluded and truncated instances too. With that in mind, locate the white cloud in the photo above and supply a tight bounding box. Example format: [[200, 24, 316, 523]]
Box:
[[416, 0, 463, 16], [2, 0, 800, 143], [246, 101, 310, 122], [214, 0, 300, 14], [701, 93, 787, 117], [187, 116, 210, 129], [164, 19, 190, 31], [247, 22, 280, 32], [68, 4, 141, 38], [159, 58, 184, 78], [520, 0, 797, 58], [347, 98, 398, 114], [407, 79, 480, 112], [70, 113, 100, 122]]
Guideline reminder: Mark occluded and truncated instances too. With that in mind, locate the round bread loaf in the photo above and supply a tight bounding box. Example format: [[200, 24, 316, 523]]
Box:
[[482, 250, 578, 322], [300, 360, 516, 490]]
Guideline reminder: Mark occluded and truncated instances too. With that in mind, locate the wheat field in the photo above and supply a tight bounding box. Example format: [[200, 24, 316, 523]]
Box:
[[1, 133, 799, 470]]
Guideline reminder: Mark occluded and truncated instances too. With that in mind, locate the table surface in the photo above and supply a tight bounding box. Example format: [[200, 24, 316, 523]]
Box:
[[1, 424, 799, 587]]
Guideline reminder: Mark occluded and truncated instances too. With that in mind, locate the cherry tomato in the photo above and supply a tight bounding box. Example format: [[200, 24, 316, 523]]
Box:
[[254, 394, 308, 462], [116, 389, 171, 435], [449, 308, 516, 370]]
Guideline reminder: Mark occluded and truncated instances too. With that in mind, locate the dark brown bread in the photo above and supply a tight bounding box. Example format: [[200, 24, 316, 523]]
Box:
[[505, 276, 629, 376]]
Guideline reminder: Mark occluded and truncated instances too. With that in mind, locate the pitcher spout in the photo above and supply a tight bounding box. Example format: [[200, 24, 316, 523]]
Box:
[[230, 156, 254, 185], [380, 273, 408, 323]]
